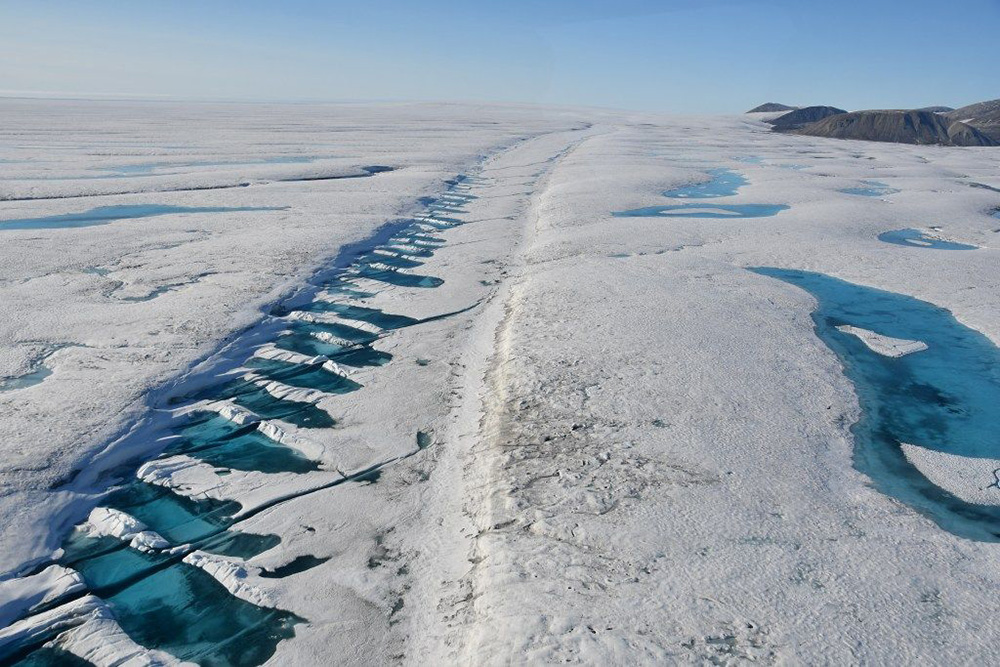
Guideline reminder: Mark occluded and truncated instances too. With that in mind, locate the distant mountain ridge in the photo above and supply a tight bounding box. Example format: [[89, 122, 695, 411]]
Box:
[[746, 102, 797, 113], [945, 99, 1000, 141], [768, 106, 847, 131], [748, 97, 1000, 146], [794, 110, 997, 147]]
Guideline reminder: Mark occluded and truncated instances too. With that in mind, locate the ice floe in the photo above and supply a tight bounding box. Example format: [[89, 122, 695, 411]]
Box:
[[85, 507, 171, 553], [835, 325, 929, 357]]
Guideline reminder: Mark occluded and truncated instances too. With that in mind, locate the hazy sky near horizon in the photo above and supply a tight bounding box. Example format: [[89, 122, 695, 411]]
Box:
[[1, 0, 997, 113]]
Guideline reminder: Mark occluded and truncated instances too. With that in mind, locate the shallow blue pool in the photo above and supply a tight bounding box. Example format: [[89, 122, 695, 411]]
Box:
[[614, 203, 788, 218], [753, 267, 1000, 541], [0, 204, 286, 231], [104, 155, 335, 176], [878, 229, 977, 250], [663, 168, 747, 198], [840, 180, 899, 197], [0, 365, 51, 392]]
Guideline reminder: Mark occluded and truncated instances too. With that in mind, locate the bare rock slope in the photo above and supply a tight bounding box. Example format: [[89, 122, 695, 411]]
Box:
[[946, 99, 1000, 141], [769, 105, 847, 130], [746, 102, 797, 113], [794, 109, 997, 146]]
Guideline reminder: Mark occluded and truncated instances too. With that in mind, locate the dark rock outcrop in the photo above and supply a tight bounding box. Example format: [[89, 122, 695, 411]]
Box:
[[946, 99, 1000, 141], [769, 106, 847, 130], [917, 106, 954, 113], [794, 109, 997, 146], [746, 102, 797, 113]]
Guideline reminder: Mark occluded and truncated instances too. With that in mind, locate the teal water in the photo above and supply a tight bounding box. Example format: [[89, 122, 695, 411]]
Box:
[[272, 333, 392, 367], [752, 267, 1000, 541], [0, 365, 52, 392], [174, 368, 337, 429], [382, 241, 436, 258], [878, 229, 977, 250], [10, 647, 92, 666], [664, 168, 747, 198], [613, 203, 788, 218], [59, 533, 297, 667], [288, 320, 378, 345], [245, 357, 362, 394], [0, 205, 286, 231], [228, 385, 335, 429], [96, 484, 257, 552], [357, 266, 444, 288], [298, 302, 417, 329], [166, 415, 320, 474], [360, 252, 424, 269], [840, 180, 899, 197], [317, 281, 377, 299]]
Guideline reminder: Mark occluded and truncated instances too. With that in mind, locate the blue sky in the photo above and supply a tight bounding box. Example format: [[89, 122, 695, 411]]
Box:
[[1, 0, 997, 113]]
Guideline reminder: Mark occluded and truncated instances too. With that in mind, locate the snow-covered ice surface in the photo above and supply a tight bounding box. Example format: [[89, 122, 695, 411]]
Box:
[[3, 100, 1000, 664]]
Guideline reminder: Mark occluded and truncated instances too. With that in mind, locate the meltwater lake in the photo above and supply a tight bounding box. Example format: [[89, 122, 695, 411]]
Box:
[[613, 167, 787, 218], [754, 267, 1000, 541], [0, 205, 286, 231], [879, 229, 977, 250], [840, 181, 899, 197], [663, 168, 747, 198], [614, 203, 788, 218]]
